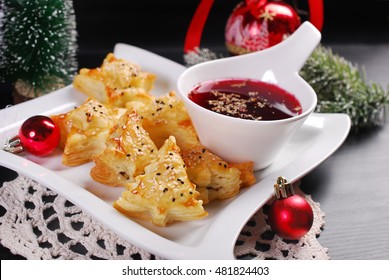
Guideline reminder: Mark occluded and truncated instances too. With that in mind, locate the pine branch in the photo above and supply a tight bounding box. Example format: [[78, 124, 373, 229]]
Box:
[[300, 45, 389, 130]]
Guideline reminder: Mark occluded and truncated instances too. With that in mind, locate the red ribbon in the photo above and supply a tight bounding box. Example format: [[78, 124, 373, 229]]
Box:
[[184, 0, 215, 53], [308, 0, 324, 32], [184, 0, 323, 54]]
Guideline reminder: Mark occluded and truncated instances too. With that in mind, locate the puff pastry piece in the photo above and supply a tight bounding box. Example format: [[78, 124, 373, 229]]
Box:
[[51, 98, 118, 166], [90, 111, 158, 186], [230, 161, 257, 188], [73, 53, 156, 108], [114, 136, 207, 226], [181, 146, 247, 204], [126, 91, 200, 151]]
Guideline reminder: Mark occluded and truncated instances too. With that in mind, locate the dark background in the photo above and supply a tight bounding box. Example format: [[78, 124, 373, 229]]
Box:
[[74, 0, 389, 67], [1, 0, 389, 108], [1, 0, 389, 259]]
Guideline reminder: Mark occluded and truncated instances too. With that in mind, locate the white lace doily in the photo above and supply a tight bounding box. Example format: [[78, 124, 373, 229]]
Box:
[[0, 175, 329, 260]]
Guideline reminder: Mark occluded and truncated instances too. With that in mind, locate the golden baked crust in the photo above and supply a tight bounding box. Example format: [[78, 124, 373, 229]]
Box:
[[73, 53, 156, 108], [51, 98, 118, 166], [90, 111, 158, 186], [126, 91, 200, 151], [113, 136, 207, 226], [181, 146, 244, 204], [230, 161, 257, 188]]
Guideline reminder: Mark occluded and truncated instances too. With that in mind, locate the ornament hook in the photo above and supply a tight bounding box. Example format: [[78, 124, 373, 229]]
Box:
[[274, 176, 295, 199], [3, 136, 24, 154], [1, 105, 23, 154]]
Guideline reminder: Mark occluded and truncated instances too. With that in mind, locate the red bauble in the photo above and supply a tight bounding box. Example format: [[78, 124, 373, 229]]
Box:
[[225, 0, 301, 55], [267, 176, 313, 240], [18, 115, 60, 156]]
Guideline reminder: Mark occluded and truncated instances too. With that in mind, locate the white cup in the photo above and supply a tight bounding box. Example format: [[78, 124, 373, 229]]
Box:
[[177, 22, 321, 170]]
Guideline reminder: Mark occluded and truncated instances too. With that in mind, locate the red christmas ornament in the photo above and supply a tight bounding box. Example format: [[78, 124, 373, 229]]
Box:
[[183, 0, 323, 65], [268, 176, 313, 240], [4, 115, 60, 156], [225, 0, 301, 55]]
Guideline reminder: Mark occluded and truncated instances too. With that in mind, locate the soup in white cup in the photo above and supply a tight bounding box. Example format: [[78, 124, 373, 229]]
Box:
[[177, 22, 321, 170]]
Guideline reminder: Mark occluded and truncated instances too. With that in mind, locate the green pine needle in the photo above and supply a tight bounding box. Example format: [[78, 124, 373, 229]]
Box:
[[300, 45, 389, 130], [0, 0, 77, 95]]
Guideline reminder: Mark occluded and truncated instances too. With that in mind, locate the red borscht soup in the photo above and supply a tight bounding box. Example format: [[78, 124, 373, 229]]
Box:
[[188, 78, 302, 121]]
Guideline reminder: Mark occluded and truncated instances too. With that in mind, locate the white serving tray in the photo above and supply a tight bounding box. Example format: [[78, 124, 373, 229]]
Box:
[[0, 44, 351, 259]]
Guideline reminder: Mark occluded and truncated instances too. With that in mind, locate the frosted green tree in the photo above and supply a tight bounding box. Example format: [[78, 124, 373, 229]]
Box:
[[0, 0, 77, 100]]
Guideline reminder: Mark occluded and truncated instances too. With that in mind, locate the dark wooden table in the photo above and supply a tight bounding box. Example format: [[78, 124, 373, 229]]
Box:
[[300, 43, 389, 260], [1, 0, 389, 260]]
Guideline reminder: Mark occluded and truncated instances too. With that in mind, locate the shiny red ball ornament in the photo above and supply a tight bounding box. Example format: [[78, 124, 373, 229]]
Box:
[[225, 0, 301, 55], [18, 115, 60, 156], [268, 176, 314, 240]]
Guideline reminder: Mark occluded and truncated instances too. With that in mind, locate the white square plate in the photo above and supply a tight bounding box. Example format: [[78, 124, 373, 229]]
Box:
[[0, 44, 351, 259]]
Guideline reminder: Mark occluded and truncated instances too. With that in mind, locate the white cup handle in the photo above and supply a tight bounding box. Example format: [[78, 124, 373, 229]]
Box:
[[270, 21, 322, 72]]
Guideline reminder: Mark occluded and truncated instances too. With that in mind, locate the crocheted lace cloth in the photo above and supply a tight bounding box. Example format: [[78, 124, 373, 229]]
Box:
[[0, 175, 329, 260]]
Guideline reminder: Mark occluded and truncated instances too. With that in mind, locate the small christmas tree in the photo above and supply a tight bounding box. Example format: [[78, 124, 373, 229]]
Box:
[[0, 0, 77, 102]]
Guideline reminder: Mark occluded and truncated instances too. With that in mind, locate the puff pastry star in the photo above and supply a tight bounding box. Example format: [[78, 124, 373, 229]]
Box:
[[114, 136, 207, 226], [91, 111, 158, 186]]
